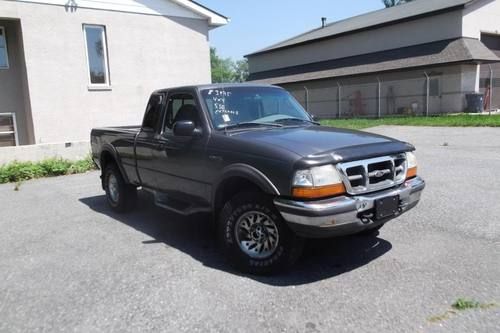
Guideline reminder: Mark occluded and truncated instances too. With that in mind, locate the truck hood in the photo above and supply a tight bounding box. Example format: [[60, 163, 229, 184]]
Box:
[[233, 125, 414, 163]]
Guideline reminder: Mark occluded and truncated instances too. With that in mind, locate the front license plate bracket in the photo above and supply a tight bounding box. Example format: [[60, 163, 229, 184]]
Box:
[[375, 195, 400, 220]]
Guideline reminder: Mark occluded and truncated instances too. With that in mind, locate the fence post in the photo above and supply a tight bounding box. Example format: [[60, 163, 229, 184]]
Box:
[[377, 77, 381, 118], [489, 64, 493, 114], [304, 86, 309, 112], [337, 82, 342, 119], [424, 71, 430, 117]]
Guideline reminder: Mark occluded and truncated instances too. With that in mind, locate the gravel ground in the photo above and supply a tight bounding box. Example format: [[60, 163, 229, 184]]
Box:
[[0, 126, 499, 332]]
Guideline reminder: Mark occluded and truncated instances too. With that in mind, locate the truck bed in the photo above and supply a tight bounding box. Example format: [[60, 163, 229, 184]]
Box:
[[90, 125, 142, 183], [91, 125, 142, 136]]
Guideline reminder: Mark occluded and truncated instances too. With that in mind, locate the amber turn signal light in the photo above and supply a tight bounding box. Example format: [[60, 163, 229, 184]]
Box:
[[407, 167, 417, 179], [292, 183, 346, 200]]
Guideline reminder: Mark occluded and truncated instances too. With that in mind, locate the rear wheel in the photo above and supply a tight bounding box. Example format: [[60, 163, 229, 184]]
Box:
[[218, 192, 304, 274], [103, 164, 137, 213]]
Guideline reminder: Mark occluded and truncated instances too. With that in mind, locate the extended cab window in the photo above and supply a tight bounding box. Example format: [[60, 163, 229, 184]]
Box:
[[142, 94, 164, 132], [164, 94, 198, 131]]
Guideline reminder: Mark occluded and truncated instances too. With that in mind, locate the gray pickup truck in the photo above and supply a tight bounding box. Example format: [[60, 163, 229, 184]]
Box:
[[91, 84, 425, 274]]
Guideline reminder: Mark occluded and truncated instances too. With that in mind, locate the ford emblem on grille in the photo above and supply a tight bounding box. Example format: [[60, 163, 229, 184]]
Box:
[[373, 170, 389, 178]]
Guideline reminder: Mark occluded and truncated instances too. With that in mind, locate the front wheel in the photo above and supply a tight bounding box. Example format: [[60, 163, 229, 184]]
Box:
[[218, 192, 304, 275]]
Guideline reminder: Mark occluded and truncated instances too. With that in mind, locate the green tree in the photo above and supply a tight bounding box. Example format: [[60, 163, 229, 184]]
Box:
[[383, 0, 414, 7], [210, 47, 235, 83], [233, 59, 249, 83], [210, 47, 249, 83]]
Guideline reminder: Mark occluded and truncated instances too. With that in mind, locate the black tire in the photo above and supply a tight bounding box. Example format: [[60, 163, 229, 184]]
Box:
[[357, 223, 385, 236], [218, 192, 304, 275], [103, 164, 137, 213]]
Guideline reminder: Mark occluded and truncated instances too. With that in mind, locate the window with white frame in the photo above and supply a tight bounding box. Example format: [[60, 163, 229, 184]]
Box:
[[0, 113, 18, 147], [83, 25, 110, 86], [0, 26, 9, 69]]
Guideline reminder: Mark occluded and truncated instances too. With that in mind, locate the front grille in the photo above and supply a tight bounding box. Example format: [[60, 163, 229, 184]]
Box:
[[337, 154, 407, 195]]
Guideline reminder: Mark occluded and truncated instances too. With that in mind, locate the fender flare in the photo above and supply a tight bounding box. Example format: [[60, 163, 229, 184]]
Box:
[[99, 144, 131, 185], [212, 163, 281, 210]]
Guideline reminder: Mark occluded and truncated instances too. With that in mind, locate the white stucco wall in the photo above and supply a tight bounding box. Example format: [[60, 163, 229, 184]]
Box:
[[0, 1, 212, 144], [462, 0, 500, 38], [248, 10, 464, 74]]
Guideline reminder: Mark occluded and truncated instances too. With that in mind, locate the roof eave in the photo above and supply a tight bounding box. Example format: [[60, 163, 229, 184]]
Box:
[[248, 37, 500, 85], [172, 0, 229, 27], [245, 4, 468, 58], [248, 60, 480, 85]]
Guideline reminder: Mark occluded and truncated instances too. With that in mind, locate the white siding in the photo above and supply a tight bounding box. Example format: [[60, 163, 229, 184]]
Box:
[[462, 0, 500, 39]]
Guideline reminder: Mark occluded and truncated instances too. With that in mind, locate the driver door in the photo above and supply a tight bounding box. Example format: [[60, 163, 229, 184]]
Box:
[[151, 90, 211, 207]]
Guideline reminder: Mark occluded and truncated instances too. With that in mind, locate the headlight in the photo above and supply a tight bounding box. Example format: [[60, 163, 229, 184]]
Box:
[[292, 165, 346, 199], [406, 152, 418, 179]]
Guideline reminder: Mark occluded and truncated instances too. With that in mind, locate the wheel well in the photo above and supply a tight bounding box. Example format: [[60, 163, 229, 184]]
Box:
[[100, 150, 116, 171], [100, 150, 117, 188], [214, 177, 263, 216]]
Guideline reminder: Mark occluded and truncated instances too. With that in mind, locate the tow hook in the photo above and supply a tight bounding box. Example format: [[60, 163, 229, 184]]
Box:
[[360, 215, 373, 225]]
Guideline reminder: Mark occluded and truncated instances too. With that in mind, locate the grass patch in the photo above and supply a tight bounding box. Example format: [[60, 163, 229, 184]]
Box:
[[452, 298, 497, 311], [0, 155, 96, 184], [452, 298, 481, 310], [428, 299, 498, 323], [320, 114, 500, 130]]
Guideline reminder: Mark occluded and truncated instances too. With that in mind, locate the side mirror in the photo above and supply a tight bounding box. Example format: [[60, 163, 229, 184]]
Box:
[[173, 120, 201, 137]]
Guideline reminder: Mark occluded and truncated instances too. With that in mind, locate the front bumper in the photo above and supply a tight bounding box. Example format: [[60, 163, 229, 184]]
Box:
[[274, 177, 425, 238]]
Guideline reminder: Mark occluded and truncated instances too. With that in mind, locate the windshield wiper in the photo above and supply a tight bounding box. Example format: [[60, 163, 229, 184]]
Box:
[[218, 122, 284, 131], [273, 118, 320, 125]]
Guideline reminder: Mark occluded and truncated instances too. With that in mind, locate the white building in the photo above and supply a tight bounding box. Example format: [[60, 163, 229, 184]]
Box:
[[0, 0, 227, 153], [247, 0, 500, 118]]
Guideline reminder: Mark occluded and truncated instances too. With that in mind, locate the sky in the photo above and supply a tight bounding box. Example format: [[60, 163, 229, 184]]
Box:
[[200, 0, 385, 61]]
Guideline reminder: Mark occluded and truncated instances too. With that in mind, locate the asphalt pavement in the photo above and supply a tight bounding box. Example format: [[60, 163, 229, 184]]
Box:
[[0, 126, 499, 332]]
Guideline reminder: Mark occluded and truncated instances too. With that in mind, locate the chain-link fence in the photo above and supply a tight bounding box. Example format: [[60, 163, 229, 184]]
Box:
[[285, 65, 499, 119]]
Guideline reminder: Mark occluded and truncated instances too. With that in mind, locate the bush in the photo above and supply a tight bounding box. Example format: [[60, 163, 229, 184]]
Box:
[[0, 156, 96, 184]]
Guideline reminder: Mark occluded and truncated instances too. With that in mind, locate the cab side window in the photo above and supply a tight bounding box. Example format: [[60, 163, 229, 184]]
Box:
[[142, 94, 164, 132], [164, 93, 198, 131]]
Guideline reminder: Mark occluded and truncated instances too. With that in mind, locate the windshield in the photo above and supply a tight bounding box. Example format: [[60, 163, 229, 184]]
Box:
[[200, 86, 312, 130]]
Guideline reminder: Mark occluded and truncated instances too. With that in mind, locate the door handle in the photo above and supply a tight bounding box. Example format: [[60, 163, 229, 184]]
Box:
[[156, 140, 168, 149], [155, 142, 168, 158]]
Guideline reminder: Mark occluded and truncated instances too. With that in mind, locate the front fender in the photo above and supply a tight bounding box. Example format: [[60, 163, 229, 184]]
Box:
[[211, 163, 281, 210], [219, 163, 280, 195]]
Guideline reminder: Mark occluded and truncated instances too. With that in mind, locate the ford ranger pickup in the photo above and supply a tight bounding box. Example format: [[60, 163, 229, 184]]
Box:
[[91, 84, 425, 274]]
